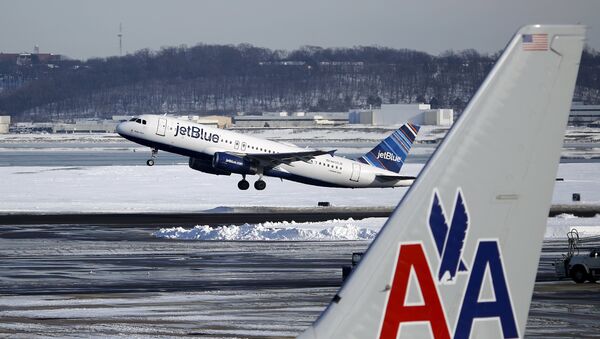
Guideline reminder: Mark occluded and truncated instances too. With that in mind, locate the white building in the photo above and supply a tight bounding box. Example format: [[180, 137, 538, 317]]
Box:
[[234, 112, 348, 128], [0, 116, 10, 134], [350, 104, 453, 126], [423, 109, 454, 126]]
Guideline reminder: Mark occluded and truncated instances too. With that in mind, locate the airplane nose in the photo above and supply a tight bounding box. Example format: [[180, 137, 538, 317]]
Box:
[[115, 122, 126, 135]]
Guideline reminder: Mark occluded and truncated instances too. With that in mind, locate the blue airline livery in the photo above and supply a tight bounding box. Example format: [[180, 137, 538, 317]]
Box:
[[117, 117, 419, 190]]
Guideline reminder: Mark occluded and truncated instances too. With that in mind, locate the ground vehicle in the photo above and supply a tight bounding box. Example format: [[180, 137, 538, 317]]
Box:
[[341, 252, 363, 281], [555, 229, 600, 283]]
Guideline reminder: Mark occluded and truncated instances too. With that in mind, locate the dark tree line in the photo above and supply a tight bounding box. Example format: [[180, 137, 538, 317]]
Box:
[[1, 43, 599, 121]]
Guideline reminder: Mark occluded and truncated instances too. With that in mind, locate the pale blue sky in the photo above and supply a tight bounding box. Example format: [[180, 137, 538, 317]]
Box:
[[1, 0, 598, 59]]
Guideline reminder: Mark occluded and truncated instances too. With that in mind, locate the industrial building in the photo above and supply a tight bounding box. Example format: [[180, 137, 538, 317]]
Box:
[[349, 104, 454, 126], [9, 115, 232, 133], [233, 112, 348, 128], [187, 115, 232, 128], [5, 101, 598, 133]]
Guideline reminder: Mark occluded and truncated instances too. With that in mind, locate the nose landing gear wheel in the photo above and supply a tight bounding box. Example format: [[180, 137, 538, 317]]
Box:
[[147, 148, 158, 166], [238, 179, 250, 190], [254, 179, 266, 190]]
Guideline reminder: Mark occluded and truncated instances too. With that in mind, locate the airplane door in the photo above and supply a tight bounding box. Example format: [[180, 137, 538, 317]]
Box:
[[350, 163, 361, 182], [156, 118, 167, 136], [234, 140, 240, 150], [241, 142, 247, 151]]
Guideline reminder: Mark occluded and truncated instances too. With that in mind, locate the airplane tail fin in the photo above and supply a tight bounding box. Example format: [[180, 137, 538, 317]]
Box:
[[298, 25, 584, 339], [357, 122, 420, 173]]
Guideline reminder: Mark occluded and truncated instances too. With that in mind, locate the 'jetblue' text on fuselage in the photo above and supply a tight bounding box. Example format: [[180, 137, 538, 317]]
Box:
[[174, 123, 220, 143]]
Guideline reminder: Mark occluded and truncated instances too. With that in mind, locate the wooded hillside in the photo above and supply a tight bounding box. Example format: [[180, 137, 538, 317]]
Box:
[[1, 44, 599, 121]]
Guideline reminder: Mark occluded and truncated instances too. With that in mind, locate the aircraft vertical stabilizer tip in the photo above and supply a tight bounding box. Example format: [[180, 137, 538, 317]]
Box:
[[297, 24, 585, 339]]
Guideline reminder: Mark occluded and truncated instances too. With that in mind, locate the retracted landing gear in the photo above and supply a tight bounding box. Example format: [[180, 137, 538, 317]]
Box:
[[254, 178, 266, 191], [238, 175, 250, 190], [146, 148, 158, 166]]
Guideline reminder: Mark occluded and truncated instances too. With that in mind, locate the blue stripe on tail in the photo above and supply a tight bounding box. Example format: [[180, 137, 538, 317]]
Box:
[[357, 123, 420, 173]]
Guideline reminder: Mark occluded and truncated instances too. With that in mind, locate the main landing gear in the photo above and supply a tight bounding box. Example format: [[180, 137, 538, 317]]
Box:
[[238, 177, 250, 190], [146, 148, 158, 166], [254, 179, 266, 191], [237, 175, 266, 191]]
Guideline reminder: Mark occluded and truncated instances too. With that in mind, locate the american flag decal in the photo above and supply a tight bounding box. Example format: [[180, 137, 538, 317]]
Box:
[[522, 34, 548, 51]]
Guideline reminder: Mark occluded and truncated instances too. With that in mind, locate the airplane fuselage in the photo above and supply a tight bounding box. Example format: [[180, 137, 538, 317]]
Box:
[[117, 115, 413, 188]]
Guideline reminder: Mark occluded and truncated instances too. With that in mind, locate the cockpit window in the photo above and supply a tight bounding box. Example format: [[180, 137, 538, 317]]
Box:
[[129, 118, 137, 121], [142, 120, 147, 125], [136, 119, 142, 124]]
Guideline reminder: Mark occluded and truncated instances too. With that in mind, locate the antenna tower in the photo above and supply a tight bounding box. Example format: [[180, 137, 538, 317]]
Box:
[[118, 23, 123, 56]]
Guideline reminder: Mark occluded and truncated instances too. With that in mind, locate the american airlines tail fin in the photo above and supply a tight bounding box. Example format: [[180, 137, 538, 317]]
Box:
[[298, 25, 584, 339], [358, 122, 420, 173]]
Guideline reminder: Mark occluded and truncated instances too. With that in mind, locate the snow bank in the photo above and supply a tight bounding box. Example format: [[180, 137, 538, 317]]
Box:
[[545, 214, 600, 239], [154, 216, 600, 241], [154, 219, 383, 241]]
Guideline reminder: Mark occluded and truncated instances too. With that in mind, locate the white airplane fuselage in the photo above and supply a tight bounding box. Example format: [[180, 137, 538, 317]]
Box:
[[116, 115, 413, 189]]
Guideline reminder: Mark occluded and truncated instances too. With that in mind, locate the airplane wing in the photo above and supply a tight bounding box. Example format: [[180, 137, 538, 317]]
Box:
[[236, 149, 336, 167]]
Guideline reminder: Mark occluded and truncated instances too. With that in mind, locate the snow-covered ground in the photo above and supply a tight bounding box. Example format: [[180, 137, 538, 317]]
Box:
[[0, 164, 419, 213], [2, 163, 599, 213], [2, 163, 599, 241], [0, 133, 124, 143]]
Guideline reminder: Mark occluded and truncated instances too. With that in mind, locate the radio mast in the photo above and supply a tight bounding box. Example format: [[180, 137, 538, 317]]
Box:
[[118, 23, 123, 56]]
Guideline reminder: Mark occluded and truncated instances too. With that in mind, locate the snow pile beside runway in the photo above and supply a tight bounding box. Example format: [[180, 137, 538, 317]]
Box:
[[545, 214, 600, 239], [155, 215, 600, 241], [154, 218, 384, 241]]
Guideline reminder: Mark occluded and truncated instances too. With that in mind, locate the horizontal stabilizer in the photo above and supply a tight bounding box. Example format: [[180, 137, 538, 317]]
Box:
[[375, 174, 416, 182]]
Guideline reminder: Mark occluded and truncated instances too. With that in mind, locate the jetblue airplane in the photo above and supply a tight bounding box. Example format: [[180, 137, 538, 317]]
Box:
[[116, 116, 419, 190], [297, 25, 584, 339]]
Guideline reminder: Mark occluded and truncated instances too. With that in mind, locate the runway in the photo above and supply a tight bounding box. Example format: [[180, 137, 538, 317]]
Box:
[[1, 223, 599, 337], [0, 207, 393, 226], [2, 203, 600, 226]]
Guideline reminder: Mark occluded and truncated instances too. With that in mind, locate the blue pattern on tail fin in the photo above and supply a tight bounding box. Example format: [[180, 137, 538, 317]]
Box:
[[357, 123, 420, 173], [429, 191, 470, 280], [438, 191, 469, 282]]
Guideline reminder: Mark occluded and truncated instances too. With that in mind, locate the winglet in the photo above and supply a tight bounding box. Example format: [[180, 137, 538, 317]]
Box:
[[298, 25, 585, 339]]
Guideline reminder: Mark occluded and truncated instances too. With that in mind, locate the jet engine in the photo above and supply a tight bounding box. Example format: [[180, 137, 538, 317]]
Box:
[[212, 152, 258, 175], [188, 157, 230, 175]]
